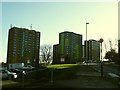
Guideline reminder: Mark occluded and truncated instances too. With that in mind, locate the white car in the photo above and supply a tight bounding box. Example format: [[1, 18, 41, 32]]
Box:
[[0, 69, 17, 80], [22, 65, 35, 70]]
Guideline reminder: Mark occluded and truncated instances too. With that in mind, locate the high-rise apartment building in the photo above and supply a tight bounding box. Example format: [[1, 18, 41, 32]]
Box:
[[84, 39, 100, 62], [53, 44, 60, 64], [59, 31, 83, 64], [7, 27, 40, 66]]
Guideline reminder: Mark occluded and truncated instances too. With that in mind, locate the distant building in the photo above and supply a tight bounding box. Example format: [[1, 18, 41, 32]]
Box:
[[7, 27, 40, 67], [82, 45, 85, 60], [118, 40, 120, 52], [84, 39, 100, 62], [118, 40, 120, 64], [53, 44, 60, 64], [58, 31, 83, 64]]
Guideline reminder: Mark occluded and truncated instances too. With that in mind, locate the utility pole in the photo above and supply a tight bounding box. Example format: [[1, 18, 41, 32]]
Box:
[[86, 22, 89, 63], [30, 24, 32, 30]]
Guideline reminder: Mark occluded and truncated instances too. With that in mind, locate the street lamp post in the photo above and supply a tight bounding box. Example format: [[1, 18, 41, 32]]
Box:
[[86, 22, 89, 63], [99, 38, 104, 77]]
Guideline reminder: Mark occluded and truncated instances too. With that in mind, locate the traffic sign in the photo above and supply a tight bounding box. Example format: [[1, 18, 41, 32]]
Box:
[[99, 38, 104, 43]]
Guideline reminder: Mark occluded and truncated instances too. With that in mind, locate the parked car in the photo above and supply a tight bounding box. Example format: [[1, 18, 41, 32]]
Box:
[[0, 68, 17, 80], [9, 63, 24, 69], [23, 65, 35, 70], [8, 69, 23, 76]]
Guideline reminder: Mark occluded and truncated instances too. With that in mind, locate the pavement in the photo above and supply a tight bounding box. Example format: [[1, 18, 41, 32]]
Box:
[[54, 64, 120, 88]]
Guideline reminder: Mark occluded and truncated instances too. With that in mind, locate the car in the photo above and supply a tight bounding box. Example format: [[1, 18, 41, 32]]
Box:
[[8, 69, 23, 76], [85, 60, 93, 63], [0, 68, 17, 80], [82, 61, 85, 63], [23, 65, 35, 70]]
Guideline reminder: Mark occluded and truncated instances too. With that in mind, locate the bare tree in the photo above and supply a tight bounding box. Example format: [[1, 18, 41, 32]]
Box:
[[103, 39, 118, 53], [113, 39, 118, 51], [104, 39, 119, 62], [108, 39, 118, 51], [40, 44, 53, 65], [103, 41, 108, 53]]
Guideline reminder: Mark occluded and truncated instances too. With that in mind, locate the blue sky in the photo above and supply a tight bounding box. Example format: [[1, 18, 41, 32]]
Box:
[[1, 1, 118, 63]]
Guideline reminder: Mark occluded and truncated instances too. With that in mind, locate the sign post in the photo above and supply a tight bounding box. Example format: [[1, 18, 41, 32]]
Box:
[[50, 68, 53, 84], [99, 38, 104, 77], [22, 71, 26, 88]]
